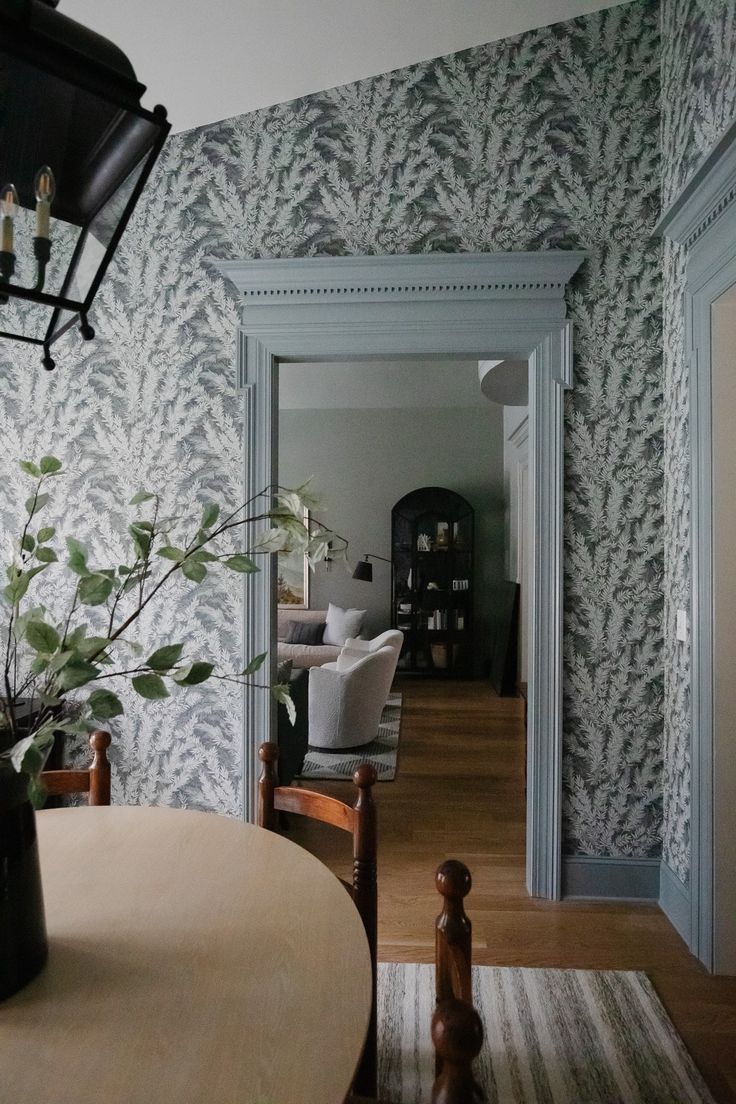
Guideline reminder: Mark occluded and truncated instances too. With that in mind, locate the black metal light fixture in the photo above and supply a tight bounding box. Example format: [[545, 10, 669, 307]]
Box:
[[0, 0, 170, 369], [352, 554, 392, 583]]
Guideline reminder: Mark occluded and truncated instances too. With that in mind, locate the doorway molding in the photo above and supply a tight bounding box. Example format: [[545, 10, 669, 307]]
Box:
[[216, 250, 586, 900], [656, 117, 736, 969]]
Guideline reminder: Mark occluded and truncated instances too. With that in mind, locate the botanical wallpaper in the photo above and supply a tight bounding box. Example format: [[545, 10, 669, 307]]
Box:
[[0, 2, 667, 854], [660, 0, 736, 884]]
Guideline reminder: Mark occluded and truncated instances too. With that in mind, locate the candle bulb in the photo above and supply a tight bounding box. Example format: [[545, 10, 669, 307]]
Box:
[[0, 184, 18, 253], [34, 166, 55, 240]]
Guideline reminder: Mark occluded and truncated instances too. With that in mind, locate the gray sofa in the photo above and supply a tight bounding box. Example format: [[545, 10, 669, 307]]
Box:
[[277, 608, 341, 669]]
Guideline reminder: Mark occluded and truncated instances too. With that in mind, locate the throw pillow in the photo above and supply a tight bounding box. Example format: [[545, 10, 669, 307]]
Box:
[[343, 636, 370, 652], [285, 620, 325, 645], [323, 603, 367, 646]]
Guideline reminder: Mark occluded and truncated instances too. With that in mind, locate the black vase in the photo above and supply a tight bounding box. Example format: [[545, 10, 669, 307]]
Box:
[[0, 769, 48, 1001]]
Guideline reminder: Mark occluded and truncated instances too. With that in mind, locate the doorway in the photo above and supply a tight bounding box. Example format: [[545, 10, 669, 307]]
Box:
[[216, 250, 585, 899]]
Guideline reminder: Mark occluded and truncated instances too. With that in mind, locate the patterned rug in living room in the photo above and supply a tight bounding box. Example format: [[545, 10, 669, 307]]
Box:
[[377, 963, 715, 1104], [298, 692, 402, 781]]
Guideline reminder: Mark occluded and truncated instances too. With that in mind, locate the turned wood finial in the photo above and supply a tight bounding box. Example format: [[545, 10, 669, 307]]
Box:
[[353, 763, 378, 790], [89, 730, 112, 805], [258, 742, 279, 831], [435, 859, 472, 1007], [431, 998, 485, 1104]]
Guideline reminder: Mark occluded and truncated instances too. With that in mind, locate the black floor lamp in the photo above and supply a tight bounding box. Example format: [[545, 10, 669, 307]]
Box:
[[352, 553, 393, 585]]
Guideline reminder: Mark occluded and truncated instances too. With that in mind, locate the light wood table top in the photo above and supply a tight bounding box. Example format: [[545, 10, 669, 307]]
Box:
[[1, 806, 371, 1104]]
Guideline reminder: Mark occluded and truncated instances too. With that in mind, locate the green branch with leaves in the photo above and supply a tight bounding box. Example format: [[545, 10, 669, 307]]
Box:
[[0, 458, 345, 805]]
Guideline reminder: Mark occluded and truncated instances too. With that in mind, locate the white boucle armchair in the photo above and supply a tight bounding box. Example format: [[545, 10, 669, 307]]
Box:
[[308, 644, 399, 750]]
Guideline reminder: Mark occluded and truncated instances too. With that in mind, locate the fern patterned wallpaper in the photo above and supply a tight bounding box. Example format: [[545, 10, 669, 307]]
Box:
[[0, 2, 668, 855], [660, 0, 736, 885]]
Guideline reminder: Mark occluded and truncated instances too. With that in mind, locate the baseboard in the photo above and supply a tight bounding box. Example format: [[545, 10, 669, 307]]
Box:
[[562, 856, 660, 900], [659, 860, 691, 944]]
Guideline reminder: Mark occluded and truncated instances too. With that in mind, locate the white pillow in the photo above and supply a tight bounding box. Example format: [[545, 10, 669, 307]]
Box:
[[324, 603, 367, 646], [336, 647, 367, 672], [343, 636, 370, 652]]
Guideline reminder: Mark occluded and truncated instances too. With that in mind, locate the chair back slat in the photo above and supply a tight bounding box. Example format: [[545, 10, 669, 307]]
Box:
[[276, 786, 355, 832], [258, 741, 378, 1099], [41, 731, 112, 806]]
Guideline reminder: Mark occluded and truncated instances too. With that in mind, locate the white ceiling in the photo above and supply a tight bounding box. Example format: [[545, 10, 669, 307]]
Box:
[[64, 0, 633, 133]]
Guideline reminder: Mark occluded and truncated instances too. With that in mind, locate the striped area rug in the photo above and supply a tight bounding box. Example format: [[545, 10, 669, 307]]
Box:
[[298, 693, 402, 781], [378, 963, 715, 1104]]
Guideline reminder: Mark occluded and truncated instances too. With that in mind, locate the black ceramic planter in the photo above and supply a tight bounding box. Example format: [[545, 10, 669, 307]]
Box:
[[0, 770, 48, 1001]]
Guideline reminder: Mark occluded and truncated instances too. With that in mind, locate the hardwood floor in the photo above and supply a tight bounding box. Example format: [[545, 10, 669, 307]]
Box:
[[285, 678, 736, 1102]]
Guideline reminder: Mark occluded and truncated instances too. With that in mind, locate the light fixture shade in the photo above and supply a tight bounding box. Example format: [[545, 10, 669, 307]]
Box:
[[352, 559, 373, 582], [0, 0, 170, 367]]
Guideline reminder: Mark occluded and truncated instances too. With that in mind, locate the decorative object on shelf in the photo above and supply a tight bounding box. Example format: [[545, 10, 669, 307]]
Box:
[[392, 487, 474, 677], [0, 0, 171, 370], [278, 507, 311, 608], [0, 459, 339, 1001]]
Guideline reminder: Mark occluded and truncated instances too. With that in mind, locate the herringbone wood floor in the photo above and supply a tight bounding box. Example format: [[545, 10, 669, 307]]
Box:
[[285, 679, 736, 1103]]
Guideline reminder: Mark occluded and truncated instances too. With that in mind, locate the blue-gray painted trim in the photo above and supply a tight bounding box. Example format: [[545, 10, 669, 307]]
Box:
[[654, 115, 736, 247], [562, 856, 660, 900], [659, 860, 691, 945], [659, 125, 736, 972], [216, 251, 586, 894]]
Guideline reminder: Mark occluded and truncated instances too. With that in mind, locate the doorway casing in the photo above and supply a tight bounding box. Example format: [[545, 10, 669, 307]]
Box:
[[216, 250, 586, 900], [656, 117, 736, 970]]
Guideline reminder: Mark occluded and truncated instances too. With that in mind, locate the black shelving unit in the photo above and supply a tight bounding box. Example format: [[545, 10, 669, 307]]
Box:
[[391, 487, 474, 677]]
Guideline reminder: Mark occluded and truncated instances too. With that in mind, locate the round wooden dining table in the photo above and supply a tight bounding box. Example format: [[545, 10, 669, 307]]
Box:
[[0, 805, 372, 1104]]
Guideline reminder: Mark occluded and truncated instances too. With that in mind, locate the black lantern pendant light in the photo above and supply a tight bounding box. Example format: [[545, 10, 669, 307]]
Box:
[[0, 0, 170, 369]]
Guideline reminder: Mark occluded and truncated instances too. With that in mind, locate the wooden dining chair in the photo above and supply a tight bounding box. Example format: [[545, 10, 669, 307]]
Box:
[[258, 741, 378, 1099], [353, 858, 485, 1104], [432, 859, 485, 1103], [41, 730, 112, 805]]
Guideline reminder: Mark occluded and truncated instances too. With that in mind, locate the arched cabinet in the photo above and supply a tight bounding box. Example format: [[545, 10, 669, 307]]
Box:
[[392, 487, 474, 677]]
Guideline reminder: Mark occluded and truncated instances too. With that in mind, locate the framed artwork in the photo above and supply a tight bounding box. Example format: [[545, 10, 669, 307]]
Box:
[[277, 507, 310, 609]]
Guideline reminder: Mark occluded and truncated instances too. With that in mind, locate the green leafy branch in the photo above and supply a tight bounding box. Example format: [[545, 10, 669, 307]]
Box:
[[0, 460, 344, 803]]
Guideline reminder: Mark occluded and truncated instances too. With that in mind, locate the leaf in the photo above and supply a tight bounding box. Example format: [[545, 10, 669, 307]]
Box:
[[129, 491, 155, 505], [65, 624, 88, 648], [47, 649, 73, 672], [272, 683, 296, 726], [79, 573, 114, 606], [37, 527, 55, 543], [201, 502, 219, 530], [173, 661, 214, 686], [57, 656, 100, 690], [145, 643, 184, 671], [19, 460, 41, 477], [35, 547, 57, 563], [241, 651, 267, 676], [190, 549, 219, 563], [4, 571, 30, 605], [66, 536, 90, 576], [21, 534, 35, 552], [39, 456, 62, 475], [25, 620, 60, 654], [87, 689, 124, 720], [27, 775, 47, 810], [25, 493, 49, 517], [181, 560, 207, 583], [30, 654, 49, 675], [223, 554, 259, 573], [129, 523, 152, 559], [9, 734, 36, 772], [132, 673, 169, 700], [75, 636, 111, 660], [156, 546, 185, 562]]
